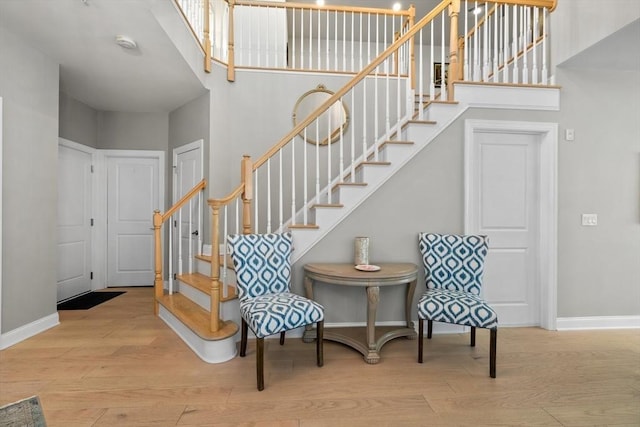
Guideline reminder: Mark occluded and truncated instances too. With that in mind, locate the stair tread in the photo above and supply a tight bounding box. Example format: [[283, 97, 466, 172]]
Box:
[[288, 223, 320, 229], [177, 272, 238, 302], [382, 140, 414, 145], [312, 203, 344, 208], [335, 182, 367, 186], [195, 254, 234, 267], [157, 293, 238, 340]]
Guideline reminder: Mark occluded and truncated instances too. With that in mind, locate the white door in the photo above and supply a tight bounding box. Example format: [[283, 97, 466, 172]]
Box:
[[173, 141, 204, 275], [466, 129, 540, 326], [106, 153, 164, 286], [57, 141, 94, 301]]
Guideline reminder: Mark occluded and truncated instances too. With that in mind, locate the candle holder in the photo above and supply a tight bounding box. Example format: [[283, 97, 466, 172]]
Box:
[[354, 237, 370, 265]]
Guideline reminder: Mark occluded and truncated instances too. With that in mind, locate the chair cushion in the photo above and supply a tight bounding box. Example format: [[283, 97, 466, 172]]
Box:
[[227, 233, 293, 300], [240, 292, 325, 338], [419, 233, 488, 296], [417, 288, 498, 329]]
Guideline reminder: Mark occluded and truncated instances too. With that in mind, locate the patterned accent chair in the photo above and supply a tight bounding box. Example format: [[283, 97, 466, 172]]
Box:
[[227, 232, 325, 390], [417, 233, 498, 378]]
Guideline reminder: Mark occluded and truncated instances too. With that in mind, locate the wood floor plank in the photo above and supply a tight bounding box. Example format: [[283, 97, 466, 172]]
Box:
[[1, 287, 639, 427]]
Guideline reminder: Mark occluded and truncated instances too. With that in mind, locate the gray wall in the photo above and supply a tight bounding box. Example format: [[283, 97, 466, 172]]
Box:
[[555, 66, 640, 317], [169, 91, 212, 242], [59, 92, 98, 147], [0, 26, 59, 333], [96, 111, 168, 151], [213, 66, 640, 323]]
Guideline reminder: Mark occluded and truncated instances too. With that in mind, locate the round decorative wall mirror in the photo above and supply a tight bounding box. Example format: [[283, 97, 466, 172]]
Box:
[[292, 84, 350, 145]]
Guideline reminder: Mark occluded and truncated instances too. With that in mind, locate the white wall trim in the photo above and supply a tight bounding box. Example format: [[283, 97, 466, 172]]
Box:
[[0, 97, 3, 336], [464, 119, 558, 330], [0, 313, 59, 350], [556, 316, 640, 331]]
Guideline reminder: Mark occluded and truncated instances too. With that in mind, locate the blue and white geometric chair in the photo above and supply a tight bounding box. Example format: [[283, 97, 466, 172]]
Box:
[[417, 233, 498, 378], [227, 232, 325, 390]]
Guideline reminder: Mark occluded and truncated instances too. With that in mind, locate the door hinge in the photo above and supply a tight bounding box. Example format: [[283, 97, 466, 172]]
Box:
[[173, 273, 177, 280], [90, 218, 94, 226], [91, 165, 94, 173], [174, 220, 177, 227], [90, 272, 93, 280]]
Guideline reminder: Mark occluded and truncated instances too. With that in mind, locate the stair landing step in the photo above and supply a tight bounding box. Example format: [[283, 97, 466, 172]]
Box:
[[156, 293, 238, 341], [177, 272, 238, 302]]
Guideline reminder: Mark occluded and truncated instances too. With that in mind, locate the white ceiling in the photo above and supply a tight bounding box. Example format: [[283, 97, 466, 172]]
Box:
[[1, 0, 636, 114], [0, 0, 206, 113]]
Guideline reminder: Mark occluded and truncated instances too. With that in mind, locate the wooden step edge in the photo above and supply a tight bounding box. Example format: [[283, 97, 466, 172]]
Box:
[[156, 293, 238, 341], [333, 181, 367, 188], [357, 161, 391, 169], [381, 140, 414, 148], [177, 272, 212, 294], [407, 118, 437, 125], [311, 203, 344, 209], [177, 273, 238, 301], [195, 254, 234, 266], [288, 223, 320, 230]]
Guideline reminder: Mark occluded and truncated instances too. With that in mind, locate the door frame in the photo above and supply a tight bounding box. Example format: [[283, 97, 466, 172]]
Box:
[[95, 150, 165, 288], [172, 139, 204, 205], [58, 138, 99, 297], [464, 119, 558, 330], [172, 140, 204, 278]]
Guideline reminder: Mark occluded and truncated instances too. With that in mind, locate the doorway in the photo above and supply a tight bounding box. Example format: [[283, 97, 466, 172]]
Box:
[[465, 120, 557, 330], [173, 140, 204, 275], [103, 150, 165, 287], [57, 139, 96, 301]]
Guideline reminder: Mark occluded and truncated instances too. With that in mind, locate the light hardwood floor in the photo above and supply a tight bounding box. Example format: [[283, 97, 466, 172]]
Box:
[[1, 287, 638, 427]]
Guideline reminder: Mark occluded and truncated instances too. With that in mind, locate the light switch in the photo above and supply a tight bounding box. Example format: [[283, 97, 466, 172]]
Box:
[[581, 213, 597, 226], [565, 129, 575, 141]]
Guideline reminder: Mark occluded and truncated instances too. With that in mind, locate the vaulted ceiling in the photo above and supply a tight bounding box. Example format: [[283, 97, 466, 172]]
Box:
[[0, 0, 635, 114]]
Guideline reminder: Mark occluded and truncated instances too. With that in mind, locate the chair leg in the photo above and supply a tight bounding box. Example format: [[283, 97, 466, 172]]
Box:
[[490, 328, 497, 378], [279, 331, 286, 345], [418, 319, 424, 363], [317, 320, 324, 367], [240, 319, 248, 357], [427, 319, 433, 339], [256, 337, 265, 391], [470, 326, 476, 347]]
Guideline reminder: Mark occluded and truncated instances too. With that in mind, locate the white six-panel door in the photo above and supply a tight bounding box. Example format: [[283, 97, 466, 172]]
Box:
[[106, 152, 164, 286], [57, 140, 94, 301]]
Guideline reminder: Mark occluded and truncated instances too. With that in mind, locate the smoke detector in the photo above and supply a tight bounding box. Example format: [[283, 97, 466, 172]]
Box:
[[115, 35, 137, 49]]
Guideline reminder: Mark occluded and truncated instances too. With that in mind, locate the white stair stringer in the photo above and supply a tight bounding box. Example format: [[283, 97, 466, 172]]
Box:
[[158, 305, 238, 363], [289, 101, 469, 264]]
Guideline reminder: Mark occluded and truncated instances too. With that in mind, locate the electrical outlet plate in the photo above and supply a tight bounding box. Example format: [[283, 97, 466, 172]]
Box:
[[581, 213, 598, 226]]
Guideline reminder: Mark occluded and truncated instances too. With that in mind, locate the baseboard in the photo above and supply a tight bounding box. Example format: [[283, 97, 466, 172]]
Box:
[[0, 312, 60, 350], [556, 315, 640, 331]]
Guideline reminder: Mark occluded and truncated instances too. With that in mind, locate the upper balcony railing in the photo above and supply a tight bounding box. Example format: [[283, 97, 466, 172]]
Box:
[[174, 0, 556, 89]]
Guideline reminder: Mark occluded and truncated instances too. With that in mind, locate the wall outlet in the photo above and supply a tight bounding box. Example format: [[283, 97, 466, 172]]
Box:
[[581, 213, 598, 226]]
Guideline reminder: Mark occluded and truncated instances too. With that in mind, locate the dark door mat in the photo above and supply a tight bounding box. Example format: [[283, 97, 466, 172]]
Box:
[[57, 291, 125, 310]]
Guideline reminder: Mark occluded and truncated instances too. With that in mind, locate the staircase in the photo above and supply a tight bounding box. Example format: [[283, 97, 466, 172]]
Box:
[[153, 0, 559, 364]]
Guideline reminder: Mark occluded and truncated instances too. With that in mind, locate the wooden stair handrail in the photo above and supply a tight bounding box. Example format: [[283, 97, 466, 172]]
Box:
[[153, 179, 207, 317], [162, 179, 207, 222]]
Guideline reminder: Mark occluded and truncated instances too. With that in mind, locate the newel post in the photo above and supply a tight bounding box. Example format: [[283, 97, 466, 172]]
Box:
[[241, 155, 253, 234], [227, 0, 236, 82], [203, 0, 212, 73], [153, 210, 163, 314], [447, 0, 460, 101], [209, 201, 221, 332]]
